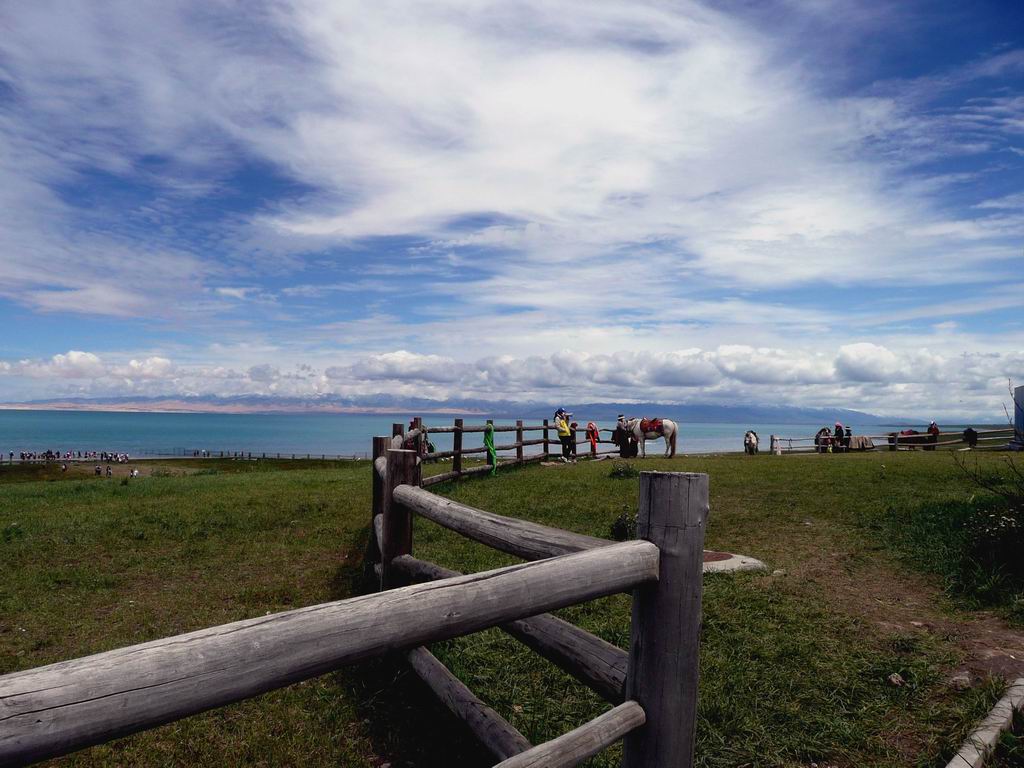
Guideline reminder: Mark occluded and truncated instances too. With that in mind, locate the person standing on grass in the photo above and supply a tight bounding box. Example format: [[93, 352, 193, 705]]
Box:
[[926, 420, 940, 450], [555, 408, 574, 462]]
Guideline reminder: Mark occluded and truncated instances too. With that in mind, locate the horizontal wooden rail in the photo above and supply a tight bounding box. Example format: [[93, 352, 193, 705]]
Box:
[[393, 484, 610, 561], [424, 441, 542, 461], [391, 555, 627, 703], [423, 424, 622, 435], [493, 701, 646, 768], [0, 542, 658, 767], [426, 439, 613, 461], [422, 469, 468, 487], [426, 424, 548, 434], [493, 441, 539, 452], [435, 444, 491, 458], [374, 455, 387, 479], [428, 440, 549, 459], [420, 455, 547, 488], [406, 647, 531, 760]]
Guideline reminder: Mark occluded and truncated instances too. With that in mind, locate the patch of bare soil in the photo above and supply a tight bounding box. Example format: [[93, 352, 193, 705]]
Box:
[[789, 540, 1024, 683]]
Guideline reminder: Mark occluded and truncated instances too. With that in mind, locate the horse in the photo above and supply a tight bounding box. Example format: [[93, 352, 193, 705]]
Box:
[[616, 417, 678, 458], [744, 430, 759, 455]]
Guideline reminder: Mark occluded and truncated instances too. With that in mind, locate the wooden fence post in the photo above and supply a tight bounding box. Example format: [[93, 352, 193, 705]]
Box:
[[516, 420, 524, 463], [413, 416, 424, 471], [393, 423, 404, 440], [453, 418, 463, 476], [543, 419, 550, 459], [367, 436, 390, 578], [623, 471, 707, 768], [380, 448, 421, 588]]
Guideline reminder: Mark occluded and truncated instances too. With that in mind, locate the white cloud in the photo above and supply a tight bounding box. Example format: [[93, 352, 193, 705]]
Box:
[[15, 351, 106, 379], [116, 357, 176, 379], [2, 343, 1024, 419], [215, 287, 256, 300], [834, 342, 903, 382], [330, 351, 466, 384]]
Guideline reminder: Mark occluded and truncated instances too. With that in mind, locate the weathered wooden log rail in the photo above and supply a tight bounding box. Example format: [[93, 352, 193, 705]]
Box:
[[0, 420, 707, 768]]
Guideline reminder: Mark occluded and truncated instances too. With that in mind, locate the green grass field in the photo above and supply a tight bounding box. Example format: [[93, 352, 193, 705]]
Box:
[[1, 451, 1021, 767]]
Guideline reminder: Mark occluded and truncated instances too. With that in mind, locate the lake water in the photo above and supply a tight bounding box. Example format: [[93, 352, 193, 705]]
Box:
[[0, 409, 917, 458]]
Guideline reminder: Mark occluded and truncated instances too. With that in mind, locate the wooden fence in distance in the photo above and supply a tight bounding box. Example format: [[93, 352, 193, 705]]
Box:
[[422, 416, 620, 475], [769, 426, 1016, 455], [0, 419, 707, 768]]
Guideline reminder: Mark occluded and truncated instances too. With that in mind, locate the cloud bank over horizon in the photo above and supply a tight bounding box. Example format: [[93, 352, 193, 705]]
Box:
[[0, 0, 1022, 418], [3, 343, 1021, 420]]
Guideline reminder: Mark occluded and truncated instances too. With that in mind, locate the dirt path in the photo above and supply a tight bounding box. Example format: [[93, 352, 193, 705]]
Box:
[[788, 533, 1024, 685]]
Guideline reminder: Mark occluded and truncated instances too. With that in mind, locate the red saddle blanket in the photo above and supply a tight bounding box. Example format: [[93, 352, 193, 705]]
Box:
[[639, 418, 663, 434]]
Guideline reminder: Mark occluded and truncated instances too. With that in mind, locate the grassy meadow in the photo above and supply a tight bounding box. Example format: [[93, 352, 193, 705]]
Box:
[[1, 450, 1022, 767]]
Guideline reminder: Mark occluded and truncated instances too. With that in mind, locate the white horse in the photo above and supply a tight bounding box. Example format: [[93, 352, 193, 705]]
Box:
[[744, 430, 759, 455], [617, 417, 679, 458]]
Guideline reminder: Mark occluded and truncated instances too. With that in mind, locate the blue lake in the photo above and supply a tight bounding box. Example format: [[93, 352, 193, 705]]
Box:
[[0, 409, 920, 458]]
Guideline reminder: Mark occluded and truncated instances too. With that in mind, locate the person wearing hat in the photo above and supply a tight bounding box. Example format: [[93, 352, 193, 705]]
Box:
[[833, 421, 845, 453], [926, 420, 940, 451], [554, 408, 574, 462]]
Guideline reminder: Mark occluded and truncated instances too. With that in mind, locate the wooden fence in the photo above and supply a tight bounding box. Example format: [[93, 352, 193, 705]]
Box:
[[413, 416, 622, 476], [0, 419, 707, 768], [769, 426, 1016, 455]]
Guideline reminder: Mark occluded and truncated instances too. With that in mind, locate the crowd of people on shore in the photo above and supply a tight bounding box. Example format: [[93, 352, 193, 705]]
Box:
[[885, 421, 955, 450], [6, 450, 131, 464], [812, 420, 960, 453], [814, 422, 854, 453]]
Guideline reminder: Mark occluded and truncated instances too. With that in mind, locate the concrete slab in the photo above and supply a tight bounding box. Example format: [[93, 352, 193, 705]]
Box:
[[945, 677, 1024, 768], [702, 550, 767, 574]]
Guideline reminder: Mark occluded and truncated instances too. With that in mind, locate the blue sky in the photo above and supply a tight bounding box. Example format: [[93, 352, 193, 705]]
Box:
[[0, 0, 1022, 418]]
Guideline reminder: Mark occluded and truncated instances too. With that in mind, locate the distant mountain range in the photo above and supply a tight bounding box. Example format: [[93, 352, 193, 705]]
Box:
[[0, 394, 920, 425]]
